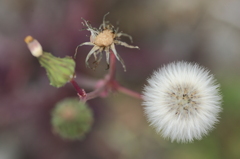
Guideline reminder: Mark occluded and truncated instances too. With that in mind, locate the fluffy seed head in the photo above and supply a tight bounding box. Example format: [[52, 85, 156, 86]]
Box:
[[142, 61, 222, 143]]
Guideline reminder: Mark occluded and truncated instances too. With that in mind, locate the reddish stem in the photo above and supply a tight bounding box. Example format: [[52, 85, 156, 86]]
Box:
[[70, 79, 86, 100], [72, 50, 143, 101], [109, 52, 116, 81], [84, 51, 117, 100]]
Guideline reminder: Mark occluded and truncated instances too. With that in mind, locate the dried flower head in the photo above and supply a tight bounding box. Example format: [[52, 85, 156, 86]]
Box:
[[75, 13, 139, 71], [142, 61, 222, 143]]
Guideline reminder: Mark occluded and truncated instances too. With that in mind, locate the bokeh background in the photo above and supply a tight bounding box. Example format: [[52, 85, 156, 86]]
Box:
[[1, 0, 240, 158]]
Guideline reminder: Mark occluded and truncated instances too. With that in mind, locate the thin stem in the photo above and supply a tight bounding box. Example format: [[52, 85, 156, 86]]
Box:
[[84, 51, 117, 101], [109, 51, 116, 81], [70, 79, 86, 99], [117, 85, 143, 100], [85, 85, 106, 101], [73, 50, 143, 102]]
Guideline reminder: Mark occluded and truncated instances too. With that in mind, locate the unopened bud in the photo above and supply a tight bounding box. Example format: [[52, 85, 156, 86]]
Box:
[[25, 36, 76, 87], [38, 53, 76, 87], [24, 36, 43, 57], [51, 98, 93, 140]]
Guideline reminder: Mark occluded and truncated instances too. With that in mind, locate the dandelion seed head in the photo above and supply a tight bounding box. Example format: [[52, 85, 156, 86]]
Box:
[[143, 61, 222, 143]]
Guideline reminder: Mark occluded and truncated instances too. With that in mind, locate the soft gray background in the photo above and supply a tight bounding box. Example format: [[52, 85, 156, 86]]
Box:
[[0, 0, 240, 159]]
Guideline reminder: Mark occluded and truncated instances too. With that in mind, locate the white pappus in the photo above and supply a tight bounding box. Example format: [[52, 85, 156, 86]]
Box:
[[142, 61, 222, 143]]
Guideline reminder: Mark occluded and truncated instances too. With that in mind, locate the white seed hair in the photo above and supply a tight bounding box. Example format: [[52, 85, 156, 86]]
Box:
[[142, 61, 222, 143]]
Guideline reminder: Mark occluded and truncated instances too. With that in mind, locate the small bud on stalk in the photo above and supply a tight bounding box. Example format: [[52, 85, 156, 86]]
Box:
[[51, 98, 93, 140], [25, 36, 76, 88]]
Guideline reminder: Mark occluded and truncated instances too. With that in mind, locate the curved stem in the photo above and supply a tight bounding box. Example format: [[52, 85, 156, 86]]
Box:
[[72, 50, 143, 102], [83, 51, 117, 101], [85, 83, 106, 100]]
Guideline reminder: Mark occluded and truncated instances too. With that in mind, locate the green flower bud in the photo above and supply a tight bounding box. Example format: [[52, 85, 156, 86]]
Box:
[[24, 36, 76, 88], [38, 52, 75, 88], [51, 98, 93, 140]]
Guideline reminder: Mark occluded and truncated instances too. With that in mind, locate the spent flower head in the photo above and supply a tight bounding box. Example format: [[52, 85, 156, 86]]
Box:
[[75, 13, 139, 71], [142, 61, 222, 143]]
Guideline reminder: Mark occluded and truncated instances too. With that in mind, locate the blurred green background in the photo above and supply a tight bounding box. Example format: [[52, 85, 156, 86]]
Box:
[[0, 0, 240, 158]]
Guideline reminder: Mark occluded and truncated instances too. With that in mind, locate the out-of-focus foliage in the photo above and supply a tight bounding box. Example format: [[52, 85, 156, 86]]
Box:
[[0, 0, 240, 158]]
